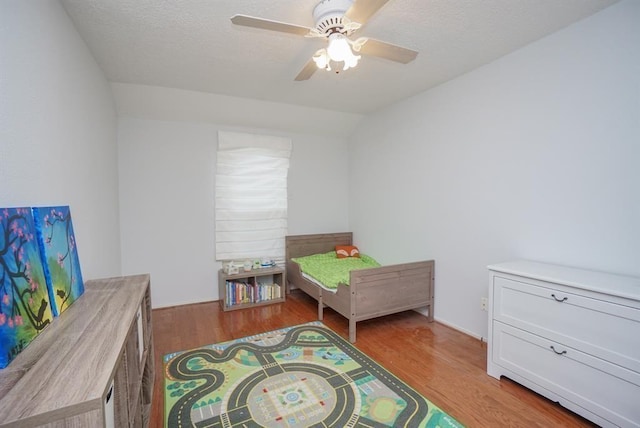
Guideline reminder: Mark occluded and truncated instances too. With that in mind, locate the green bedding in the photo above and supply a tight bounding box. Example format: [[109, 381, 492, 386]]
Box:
[[292, 251, 381, 289]]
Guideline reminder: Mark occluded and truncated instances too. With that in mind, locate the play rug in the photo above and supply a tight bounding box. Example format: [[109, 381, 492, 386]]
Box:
[[164, 322, 463, 427]]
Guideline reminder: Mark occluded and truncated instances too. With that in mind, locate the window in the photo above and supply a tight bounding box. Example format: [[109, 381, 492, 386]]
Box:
[[215, 131, 292, 263]]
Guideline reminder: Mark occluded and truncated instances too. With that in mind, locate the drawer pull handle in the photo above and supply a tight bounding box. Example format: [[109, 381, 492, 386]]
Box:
[[550, 346, 567, 355], [551, 294, 568, 302]]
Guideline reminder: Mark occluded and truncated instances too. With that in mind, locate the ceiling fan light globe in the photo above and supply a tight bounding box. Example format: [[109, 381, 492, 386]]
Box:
[[343, 54, 361, 70], [327, 34, 352, 62], [313, 50, 330, 69], [326, 34, 361, 70]]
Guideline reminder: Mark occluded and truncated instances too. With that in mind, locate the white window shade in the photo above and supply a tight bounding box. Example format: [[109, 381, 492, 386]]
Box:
[[215, 131, 292, 263]]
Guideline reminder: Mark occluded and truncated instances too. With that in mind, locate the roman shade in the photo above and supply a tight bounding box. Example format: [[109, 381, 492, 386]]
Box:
[[215, 131, 292, 263]]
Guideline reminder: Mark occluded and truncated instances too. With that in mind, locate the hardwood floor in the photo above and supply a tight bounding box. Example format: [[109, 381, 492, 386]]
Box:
[[149, 290, 597, 427]]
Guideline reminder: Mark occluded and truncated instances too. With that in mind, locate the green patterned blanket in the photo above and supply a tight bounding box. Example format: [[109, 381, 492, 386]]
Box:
[[291, 251, 380, 289]]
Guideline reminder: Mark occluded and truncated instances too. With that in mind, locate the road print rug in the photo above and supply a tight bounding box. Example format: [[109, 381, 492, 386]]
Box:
[[164, 322, 463, 427]]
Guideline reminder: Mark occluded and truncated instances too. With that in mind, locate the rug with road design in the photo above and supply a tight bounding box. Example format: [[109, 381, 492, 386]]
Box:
[[164, 322, 463, 427]]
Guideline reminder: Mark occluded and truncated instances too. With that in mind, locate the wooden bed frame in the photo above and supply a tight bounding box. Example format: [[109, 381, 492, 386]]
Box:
[[286, 232, 435, 343]]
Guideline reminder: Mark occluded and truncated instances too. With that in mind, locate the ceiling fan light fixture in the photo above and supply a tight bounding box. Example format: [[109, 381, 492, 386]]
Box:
[[341, 52, 360, 70], [313, 49, 331, 70], [326, 33, 361, 70], [327, 33, 350, 61]]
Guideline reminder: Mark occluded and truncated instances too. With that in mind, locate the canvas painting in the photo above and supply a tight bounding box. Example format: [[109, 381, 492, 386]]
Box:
[[0, 207, 54, 368], [33, 206, 85, 317]]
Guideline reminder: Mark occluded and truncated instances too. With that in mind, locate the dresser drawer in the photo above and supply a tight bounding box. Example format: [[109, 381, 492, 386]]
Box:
[[493, 322, 640, 427], [493, 276, 640, 372]]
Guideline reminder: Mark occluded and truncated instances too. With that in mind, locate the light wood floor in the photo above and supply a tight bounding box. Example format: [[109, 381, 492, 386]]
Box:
[[150, 290, 596, 427]]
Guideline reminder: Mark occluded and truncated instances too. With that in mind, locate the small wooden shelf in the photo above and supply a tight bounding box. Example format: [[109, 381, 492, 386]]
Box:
[[218, 266, 286, 311]]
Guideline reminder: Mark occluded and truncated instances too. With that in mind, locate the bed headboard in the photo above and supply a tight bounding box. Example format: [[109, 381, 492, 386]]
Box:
[[285, 232, 352, 260]]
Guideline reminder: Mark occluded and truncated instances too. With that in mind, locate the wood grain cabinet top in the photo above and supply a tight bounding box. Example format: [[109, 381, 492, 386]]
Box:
[[0, 274, 154, 428]]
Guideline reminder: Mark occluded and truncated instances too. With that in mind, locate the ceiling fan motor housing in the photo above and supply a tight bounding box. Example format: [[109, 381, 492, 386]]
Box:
[[313, 0, 353, 34]]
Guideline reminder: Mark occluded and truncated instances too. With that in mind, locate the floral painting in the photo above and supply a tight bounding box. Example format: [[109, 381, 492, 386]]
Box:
[[33, 206, 84, 317], [0, 207, 54, 368]]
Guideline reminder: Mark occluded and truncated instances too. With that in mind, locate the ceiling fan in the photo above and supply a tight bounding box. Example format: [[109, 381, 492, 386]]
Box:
[[231, 0, 418, 81]]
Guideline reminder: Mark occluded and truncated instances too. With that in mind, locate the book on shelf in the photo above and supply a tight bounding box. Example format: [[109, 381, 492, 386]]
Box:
[[225, 280, 281, 307]]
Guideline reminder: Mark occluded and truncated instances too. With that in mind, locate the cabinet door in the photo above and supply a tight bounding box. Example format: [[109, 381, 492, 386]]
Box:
[[493, 322, 640, 428], [493, 276, 640, 372]]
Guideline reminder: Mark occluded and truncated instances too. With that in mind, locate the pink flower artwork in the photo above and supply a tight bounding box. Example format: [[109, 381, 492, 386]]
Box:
[[0, 206, 54, 368], [32, 206, 85, 318]]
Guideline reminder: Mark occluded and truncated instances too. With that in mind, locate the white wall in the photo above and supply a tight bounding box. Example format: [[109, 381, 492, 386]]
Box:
[[0, 1, 121, 279], [117, 88, 351, 308], [348, 0, 640, 339], [118, 119, 218, 308]]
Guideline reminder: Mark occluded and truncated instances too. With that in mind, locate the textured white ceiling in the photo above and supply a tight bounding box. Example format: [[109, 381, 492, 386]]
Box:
[[60, 0, 618, 114]]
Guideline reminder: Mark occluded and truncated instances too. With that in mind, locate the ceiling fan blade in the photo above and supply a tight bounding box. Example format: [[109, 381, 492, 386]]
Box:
[[295, 59, 318, 81], [231, 15, 311, 36], [345, 0, 391, 25], [360, 39, 418, 64]]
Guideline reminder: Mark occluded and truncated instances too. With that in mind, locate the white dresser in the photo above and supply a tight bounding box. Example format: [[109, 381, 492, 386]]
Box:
[[487, 260, 640, 427]]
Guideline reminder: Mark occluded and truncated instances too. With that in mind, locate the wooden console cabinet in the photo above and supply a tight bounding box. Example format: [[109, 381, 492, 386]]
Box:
[[0, 274, 154, 427], [488, 261, 640, 427]]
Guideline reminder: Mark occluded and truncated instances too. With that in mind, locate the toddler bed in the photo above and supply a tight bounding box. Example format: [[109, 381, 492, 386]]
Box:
[[286, 232, 434, 342]]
